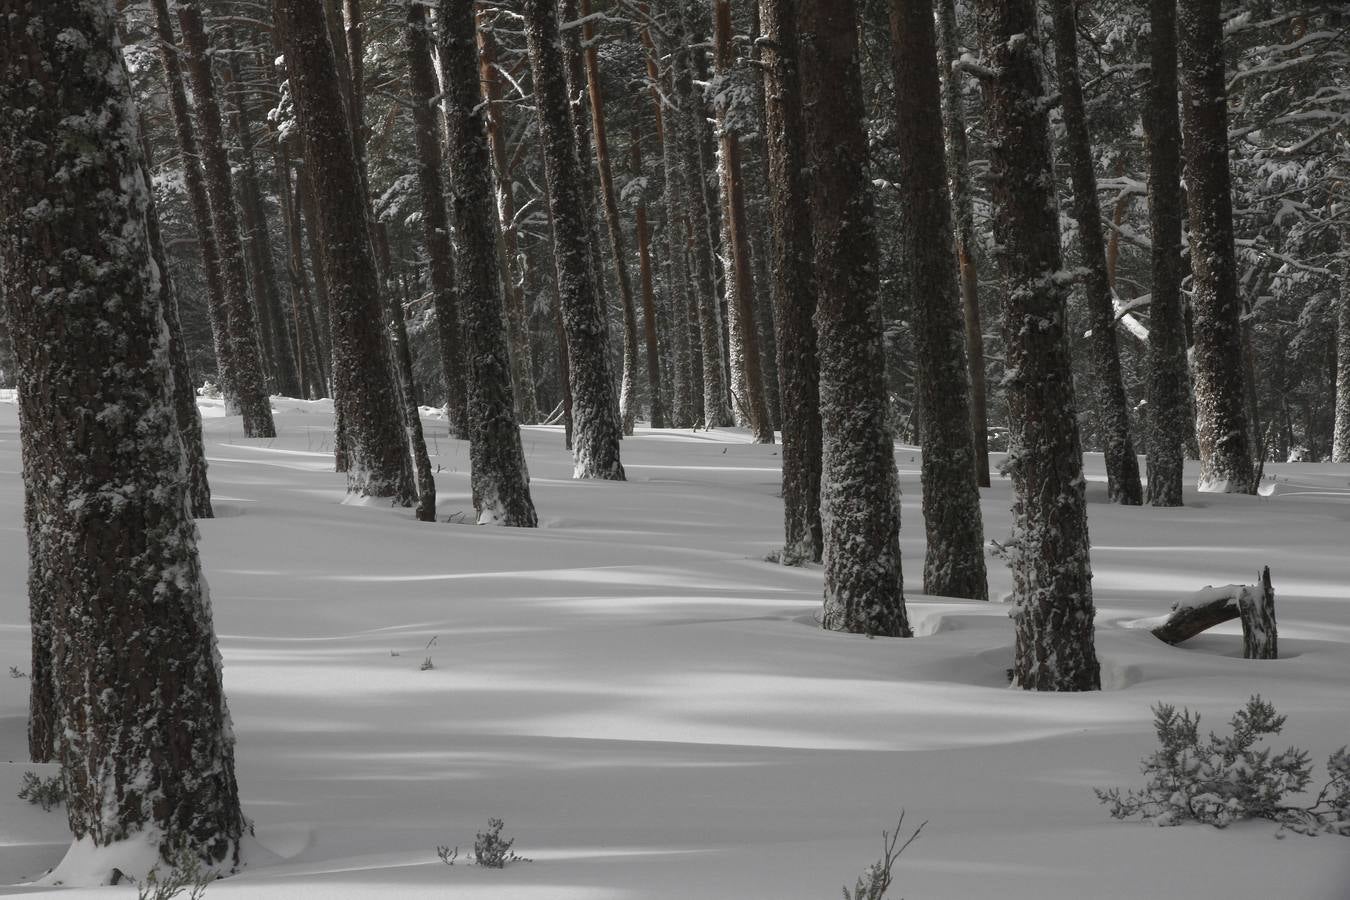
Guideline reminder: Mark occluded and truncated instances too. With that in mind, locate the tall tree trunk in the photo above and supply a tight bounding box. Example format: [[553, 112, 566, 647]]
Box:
[[579, 0, 641, 434], [177, 2, 276, 438], [437, 0, 541, 523], [1048, 0, 1143, 505], [632, 130, 666, 429], [385, 286, 437, 522], [671, 5, 732, 427], [799, 0, 909, 638], [711, 0, 773, 443], [758, 0, 822, 564], [973, 0, 1101, 690], [276, 0, 413, 503], [1335, 218, 1350, 463], [889, 0, 988, 601], [936, 0, 991, 488], [522, 0, 625, 480], [476, 19, 541, 424], [1144, 0, 1191, 505], [406, 2, 469, 438], [1178, 0, 1256, 494], [0, 1, 245, 871], [274, 134, 329, 399]]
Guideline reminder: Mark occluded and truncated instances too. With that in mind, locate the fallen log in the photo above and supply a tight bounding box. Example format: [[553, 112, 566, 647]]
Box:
[[1151, 567, 1277, 659]]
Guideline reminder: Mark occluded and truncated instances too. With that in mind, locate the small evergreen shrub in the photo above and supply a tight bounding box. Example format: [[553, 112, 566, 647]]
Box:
[[841, 811, 924, 900], [135, 845, 213, 900], [1097, 695, 1350, 835], [17, 771, 65, 811], [472, 818, 530, 868]]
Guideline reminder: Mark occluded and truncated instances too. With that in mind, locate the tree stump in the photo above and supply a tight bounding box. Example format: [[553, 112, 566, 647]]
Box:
[[1151, 567, 1277, 659], [1238, 566, 1278, 659]]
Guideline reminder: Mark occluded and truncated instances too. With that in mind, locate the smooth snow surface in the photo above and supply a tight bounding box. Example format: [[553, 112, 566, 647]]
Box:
[[2, 397, 1349, 898]]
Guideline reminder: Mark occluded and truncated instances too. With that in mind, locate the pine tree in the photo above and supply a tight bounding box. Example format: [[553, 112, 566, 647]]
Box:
[[1, 0, 246, 870], [1178, 0, 1256, 494], [522, 0, 625, 480], [1334, 214, 1350, 463], [275, 0, 413, 503], [889, 0, 988, 600], [758, 0, 822, 564], [437, 0, 541, 524], [799, 0, 910, 637], [973, 0, 1101, 690]]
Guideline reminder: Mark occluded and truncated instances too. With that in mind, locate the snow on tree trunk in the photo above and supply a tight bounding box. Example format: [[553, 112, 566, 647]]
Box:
[[1143, 0, 1191, 506], [936, 0, 991, 490], [631, 131, 667, 429], [799, 0, 910, 638], [434, 0, 541, 524], [889, 0, 988, 601], [973, 0, 1101, 690], [522, 0, 625, 480], [1178, 0, 1257, 495], [1333, 218, 1350, 463], [276, 0, 413, 504], [758, 0, 823, 565], [405, 2, 468, 439], [1048, 0, 1143, 506], [177, 2, 276, 439], [0, 1, 246, 873]]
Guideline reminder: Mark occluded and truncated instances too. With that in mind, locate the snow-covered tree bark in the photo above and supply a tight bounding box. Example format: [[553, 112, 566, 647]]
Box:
[[177, 2, 276, 438], [799, 0, 909, 637], [1178, 0, 1256, 494], [1143, 0, 1191, 506], [0, 0, 246, 871], [973, 0, 1101, 690], [436, 0, 541, 523], [1048, 0, 1143, 506], [522, 0, 625, 480], [889, 0, 988, 601], [276, 0, 413, 503], [758, 0, 822, 564], [1334, 218, 1350, 463], [405, 2, 468, 439], [936, 0, 991, 489], [631, 131, 666, 428]]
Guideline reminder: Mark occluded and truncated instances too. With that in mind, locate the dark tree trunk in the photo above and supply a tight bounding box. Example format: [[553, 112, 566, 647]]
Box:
[[1048, 0, 1143, 505], [0, 1, 245, 870], [712, 0, 773, 444], [798, 0, 909, 637], [973, 0, 1101, 690], [476, 20, 541, 425], [1144, 0, 1191, 505], [632, 130, 666, 428], [580, 0, 642, 434], [758, 0, 822, 564], [889, 0, 988, 601], [385, 287, 437, 522], [274, 135, 329, 399], [936, 0, 991, 489], [1335, 220, 1350, 462], [437, 0, 541, 522], [406, 2, 468, 438], [276, 0, 413, 503], [522, 0, 625, 480], [177, 2, 276, 438], [1178, 0, 1256, 494]]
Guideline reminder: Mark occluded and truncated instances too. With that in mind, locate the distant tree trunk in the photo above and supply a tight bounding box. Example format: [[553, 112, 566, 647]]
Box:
[[384, 287, 437, 522], [1178, 0, 1256, 494], [406, 2, 468, 438], [1144, 0, 1190, 505], [632, 130, 666, 428], [274, 136, 329, 399], [579, 0, 641, 434], [643, 19, 698, 428], [758, 0, 822, 564], [522, 0, 625, 480], [0, 1, 246, 870], [476, 19, 540, 424], [889, 0, 988, 601], [220, 38, 303, 400], [177, 2, 276, 438], [936, 0, 991, 489], [276, 0, 413, 503], [711, 0, 773, 443], [1048, 0, 1143, 505], [437, 0, 541, 523], [973, 0, 1101, 690], [671, 5, 732, 428], [1335, 218, 1350, 463], [799, 0, 910, 637]]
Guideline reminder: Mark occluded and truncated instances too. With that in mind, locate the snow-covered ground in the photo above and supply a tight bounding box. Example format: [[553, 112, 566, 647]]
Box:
[[1, 395, 1348, 898]]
